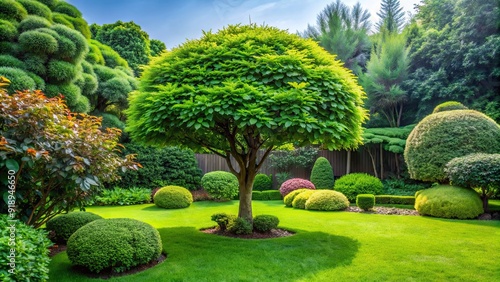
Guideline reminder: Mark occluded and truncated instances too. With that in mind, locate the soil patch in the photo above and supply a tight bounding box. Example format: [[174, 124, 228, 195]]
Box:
[[201, 227, 295, 239], [346, 206, 419, 216]]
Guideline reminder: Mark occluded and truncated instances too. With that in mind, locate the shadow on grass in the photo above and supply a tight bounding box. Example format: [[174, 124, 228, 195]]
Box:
[[158, 226, 359, 281]]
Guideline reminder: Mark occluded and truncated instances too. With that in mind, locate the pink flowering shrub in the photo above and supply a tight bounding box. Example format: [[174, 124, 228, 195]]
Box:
[[279, 178, 315, 196]]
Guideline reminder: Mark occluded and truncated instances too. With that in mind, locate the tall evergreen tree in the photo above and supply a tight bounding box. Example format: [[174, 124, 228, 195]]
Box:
[[375, 0, 406, 33]]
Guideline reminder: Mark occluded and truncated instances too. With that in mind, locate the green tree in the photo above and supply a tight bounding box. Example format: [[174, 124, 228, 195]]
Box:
[[302, 0, 371, 75], [361, 32, 410, 127], [375, 0, 406, 33], [126, 25, 367, 220], [150, 39, 166, 57]]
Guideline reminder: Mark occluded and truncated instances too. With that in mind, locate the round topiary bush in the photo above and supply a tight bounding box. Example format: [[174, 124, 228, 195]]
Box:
[[66, 218, 162, 273], [17, 0, 52, 19], [334, 173, 383, 202], [305, 190, 349, 211], [18, 30, 58, 54], [46, 211, 103, 243], [279, 178, 316, 197], [404, 110, 500, 183], [310, 157, 335, 189], [253, 173, 273, 191], [292, 190, 317, 209], [356, 194, 375, 211], [0, 214, 52, 282], [154, 185, 193, 209], [18, 15, 51, 32], [283, 188, 312, 207], [201, 171, 239, 201], [0, 66, 36, 93], [414, 185, 483, 219], [432, 101, 468, 114], [253, 215, 280, 232]]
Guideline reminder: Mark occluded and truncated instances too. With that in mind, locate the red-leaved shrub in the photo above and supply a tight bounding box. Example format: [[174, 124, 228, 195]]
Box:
[[279, 178, 315, 196]]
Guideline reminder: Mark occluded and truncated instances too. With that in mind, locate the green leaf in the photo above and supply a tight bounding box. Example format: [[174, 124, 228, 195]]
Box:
[[249, 118, 257, 125], [5, 159, 19, 171]]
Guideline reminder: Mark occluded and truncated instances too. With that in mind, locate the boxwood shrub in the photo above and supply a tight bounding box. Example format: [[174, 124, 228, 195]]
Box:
[[211, 213, 237, 231], [227, 217, 252, 235], [46, 211, 102, 243], [356, 194, 375, 211], [310, 157, 334, 189], [283, 188, 310, 207], [253, 173, 272, 191], [279, 178, 315, 197], [67, 218, 162, 273], [334, 173, 383, 201], [261, 190, 282, 200], [305, 190, 349, 211], [0, 214, 52, 282], [253, 215, 279, 232], [252, 190, 263, 200], [201, 171, 239, 201], [154, 185, 193, 209], [414, 185, 483, 219], [375, 195, 416, 205], [292, 190, 317, 209]]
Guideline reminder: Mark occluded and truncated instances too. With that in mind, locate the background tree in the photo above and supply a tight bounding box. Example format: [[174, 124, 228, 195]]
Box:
[[126, 25, 367, 220], [0, 89, 139, 227], [150, 39, 166, 57], [301, 0, 371, 75], [375, 0, 406, 33]]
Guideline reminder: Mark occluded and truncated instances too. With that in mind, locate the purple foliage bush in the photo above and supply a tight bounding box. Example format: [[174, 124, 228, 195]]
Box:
[[279, 178, 315, 196]]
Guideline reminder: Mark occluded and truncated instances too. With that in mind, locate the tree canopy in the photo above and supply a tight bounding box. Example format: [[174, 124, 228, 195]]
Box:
[[126, 24, 367, 219]]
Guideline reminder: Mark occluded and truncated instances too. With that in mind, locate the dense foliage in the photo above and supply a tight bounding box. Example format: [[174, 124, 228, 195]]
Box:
[[253, 215, 279, 232], [292, 190, 316, 209], [201, 171, 239, 201], [432, 101, 468, 114], [126, 24, 367, 220], [334, 173, 383, 201], [305, 190, 349, 211], [310, 157, 334, 189], [283, 188, 310, 207], [93, 187, 151, 206], [252, 173, 273, 191], [445, 153, 500, 211], [0, 214, 52, 282], [153, 185, 193, 209], [404, 110, 500, 183], [0, 90, 138, 227], [211, 213, 237, 231], [227, 217, 253, 235], [46, 211, 102, 243], [279, 178, 315, 196], [414, 185, 483, 219], [117, 143, 202, 190], [268, 146, 318, 173], [67, 218, 162, 273], [375, 195, 415, 205], [356, 194, 375, 211]]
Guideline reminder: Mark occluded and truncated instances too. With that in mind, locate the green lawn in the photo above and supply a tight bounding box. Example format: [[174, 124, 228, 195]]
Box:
[[49, 200, 500, 281]]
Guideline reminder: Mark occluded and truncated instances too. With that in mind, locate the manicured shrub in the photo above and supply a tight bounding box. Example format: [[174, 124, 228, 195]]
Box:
[[414, 185, 483, 219], [227, 217, 253, 235], [118, 143, 203, 190], [52, 12, 74, 29], [27, 72, 45, 90], [253, 215, 279, 232], [0, 67, 35, 93], [432, 101, 468, 114], [310, 157, 335, 189], [19, 30, 58, 54], [261, 190, 282, 200], [46, 211, 103, 243], [0, 0, 28, 22], [94, 187, 151, 206], [211, 213, 237, 231], [154, 185, 193, 209], [279, 178, 316, 197], [53, 1, 82, 18], [67, 218, 162, 273], [0, 54, 25, 69], [356, 194, 375, 211], [22, 53, 47, 76], [47, 59, 78, 83], [305, 190, 349, 211], [201, 171, 239, 201], [36, 0, 57, 9], [51, 24, 88, 61], [17, 0, 52, 19], [404, 110, 500, 182], [382, 178, 431, 196], [445, 153, 500, 210], [0, 19, 18, 41], [283, 188, 311, 207], [375, 195, 416, 205], [18, 15, 51, 32], [252, 190, 263, 200], [292, 190, 317, 209], [334, 173, 383, 201], [0, 214, 52, 282], [253, 173, 273, 191]]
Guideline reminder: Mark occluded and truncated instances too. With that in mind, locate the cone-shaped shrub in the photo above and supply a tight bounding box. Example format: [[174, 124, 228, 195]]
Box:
[[310, 157, 334, 189]]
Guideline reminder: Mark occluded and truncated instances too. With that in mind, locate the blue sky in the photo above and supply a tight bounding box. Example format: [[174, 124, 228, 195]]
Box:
[[68, 0, 419, 49]]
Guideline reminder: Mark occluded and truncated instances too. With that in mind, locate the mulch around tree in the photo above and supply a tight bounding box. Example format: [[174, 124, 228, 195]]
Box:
[[201, 227, 295, 239]]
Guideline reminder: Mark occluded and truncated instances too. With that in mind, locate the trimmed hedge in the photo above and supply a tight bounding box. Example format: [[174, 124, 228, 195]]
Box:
[[67, 218, 162, 273], [46, 211, 103, 243], [305, 190, 349, 211], [292, 190, 317, 209], [375, 195, 416, 205], [279, 178, 315, 196], [252, 190, 263, 200], [0, 214, 52, 282], [356, 194, 375, 211], [94, 187, 151, 206], [414, 185, 483, 219], [154, 185, 193, 209], [334, 173, 383, 201], [283, 188, 310, 207], [253, 173, 273, 191], [253, 215, 279, 232], [262, 190, 282, 200], [201, 171, 239, 201], [310, 157, 334, 189]]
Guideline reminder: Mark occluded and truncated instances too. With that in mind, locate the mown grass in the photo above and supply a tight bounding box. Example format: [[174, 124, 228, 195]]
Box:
[[49, 200, 500, 281]]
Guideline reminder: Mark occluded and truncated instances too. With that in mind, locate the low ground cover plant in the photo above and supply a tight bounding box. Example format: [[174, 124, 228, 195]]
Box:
[[46, 212, 102, 243], [201, 171, 239, 201], [334, 173, 383, 201], [306, 190, 349, 211], [154, 186, 193, 209], [414, 185, 483, 219], [93, 187, 151, 206], [67, 218, 162, 273], [279, 178, 315, 197]]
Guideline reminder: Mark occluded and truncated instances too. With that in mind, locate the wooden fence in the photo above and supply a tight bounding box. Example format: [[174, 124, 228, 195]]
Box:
[[195, 148, 400, 180]]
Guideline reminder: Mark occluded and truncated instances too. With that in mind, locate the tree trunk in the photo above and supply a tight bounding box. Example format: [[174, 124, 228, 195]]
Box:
[[379, 144, 384, 180], [367, 148, 378, 178], [482, 188, 489, 213], [346, 150, 351, 175], [237, 174, 255, 221]]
